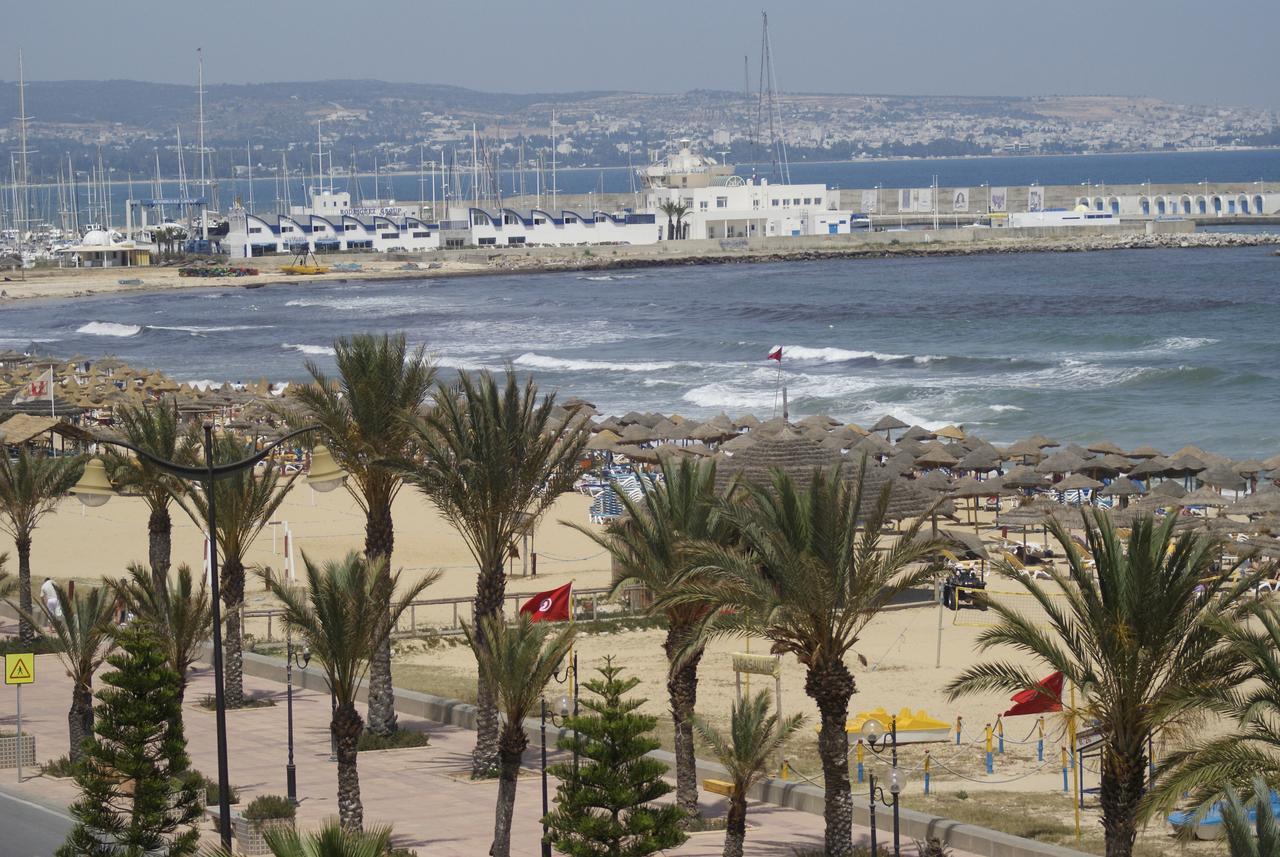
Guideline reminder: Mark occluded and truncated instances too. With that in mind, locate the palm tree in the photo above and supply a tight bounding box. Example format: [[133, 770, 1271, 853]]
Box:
[[946, 512, 1256, 857], [691, 690, 806, 857], [567, 456, 735, 818], [0, 449, 83, 643], [112, 562, 213, 710], [667, 465, 941, 857], [673, 201, 692, 239], [288, 332, 436, 737], [13, 582, 116, 762], [394, 368, 590, 777], [463, 614, 576, 857], [0, 553, 12, 598], [1141, 598, 1280, 821], [101, 397, 193, 595], [1220, 777, 1280, 857], [658, 200, 681, 240], [259, 552, 436, 832], [200, 819, 392, 857], [176, 432, 295, 707]]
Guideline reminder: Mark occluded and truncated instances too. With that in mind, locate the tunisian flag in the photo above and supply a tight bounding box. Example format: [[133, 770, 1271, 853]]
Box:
[[1003, 671, 1064, 717], [767, 346, 783, 362], [520, 582, 573, 623]]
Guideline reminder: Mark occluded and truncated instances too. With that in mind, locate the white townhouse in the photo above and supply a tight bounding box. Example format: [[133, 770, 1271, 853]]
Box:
[[464, 207, 659, 247]]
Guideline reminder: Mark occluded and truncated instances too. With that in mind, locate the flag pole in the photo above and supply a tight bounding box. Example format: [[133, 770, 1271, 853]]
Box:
[[1070, 682, 1080, 843]]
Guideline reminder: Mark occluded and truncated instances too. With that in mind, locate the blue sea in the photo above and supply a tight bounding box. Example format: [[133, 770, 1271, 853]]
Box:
[[2, 244, 1277, 458]]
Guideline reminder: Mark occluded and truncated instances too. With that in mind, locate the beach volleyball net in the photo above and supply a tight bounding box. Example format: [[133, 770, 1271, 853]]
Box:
[[950, 586, 1069, 629]]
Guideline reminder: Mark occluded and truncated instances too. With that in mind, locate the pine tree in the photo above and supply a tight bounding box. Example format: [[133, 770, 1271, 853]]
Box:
[[57, 624, 202, 857], [544, 658, 688, 857]]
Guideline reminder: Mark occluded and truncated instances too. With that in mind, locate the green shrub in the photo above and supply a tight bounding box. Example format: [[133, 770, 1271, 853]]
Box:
[[0, 636, 63, 655], [357, 730, 431, 752], [184, 770, 240, 806], [242, 794, 295, 821], [198, 694, 275, 710]]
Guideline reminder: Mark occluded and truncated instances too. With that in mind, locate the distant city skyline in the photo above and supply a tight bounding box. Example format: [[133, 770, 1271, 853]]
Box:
[[3, 0, 1278, 111]]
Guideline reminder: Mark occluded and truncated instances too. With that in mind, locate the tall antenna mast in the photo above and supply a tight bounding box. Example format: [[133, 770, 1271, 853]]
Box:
[[756, 13, 791, 184], [246, 141, 254, 211]]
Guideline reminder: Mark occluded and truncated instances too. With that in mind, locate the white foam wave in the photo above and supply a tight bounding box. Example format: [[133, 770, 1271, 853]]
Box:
[[77, 322, 141, 337], [1153, 336, 1217, 352], [989, 404, 1025, 413], [150, 324, 269, 334], [513, 352, 676, 373], [282, 343, 336, 357], [783, 345, 908, 363]]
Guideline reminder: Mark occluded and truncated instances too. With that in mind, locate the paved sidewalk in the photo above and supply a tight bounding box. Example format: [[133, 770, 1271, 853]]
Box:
[[0, 653, 948, 855]]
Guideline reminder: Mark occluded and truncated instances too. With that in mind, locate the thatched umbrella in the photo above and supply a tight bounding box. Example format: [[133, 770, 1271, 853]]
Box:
[[871, 414, 909, 440], [1199, 463, 1247, 493], [733, 414, 760, 431], [1027, 434, 1060, 449], [714, 428, 837, 493], [615, 444, 659, 464], [1127, 456, 1171, 480], [1002, 438, 1045, 465], [916, 469, 953, 493], [798, 413, 841, 431], [914, 442, 959, 470], [1126, 444, 1163, 459], [901, 425, 936, 442], [1035, 450, 1087, 475], [719, 433, 756, 454], [895, 437, 927, 458], [852, 433, 893, 460], [586, 432, 620, 452], [956, 445, 1002, 475], [1151, 480, 1188, 499], [1087, 440, 1125, 456], [1003, 465, 1051, 493], [1227, 489, 1280, 517], [935, 424, 966, 441], [618, 423, 655, 444], [1099, 477, 1145, 509], [690, 421, 737, 443], [1177, 486, 1231, 511], [1057, 473, 1104, 492]]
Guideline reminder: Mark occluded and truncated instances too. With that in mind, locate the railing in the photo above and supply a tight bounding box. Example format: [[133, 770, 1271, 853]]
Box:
[[242, 584, 651, 642]]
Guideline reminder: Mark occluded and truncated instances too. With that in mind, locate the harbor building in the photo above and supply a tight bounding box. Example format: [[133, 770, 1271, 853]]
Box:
[[223, 191, 442, 257], [464, 207, 658, 246], [643, 142, 855, 239], [56, 229, 151, 267]]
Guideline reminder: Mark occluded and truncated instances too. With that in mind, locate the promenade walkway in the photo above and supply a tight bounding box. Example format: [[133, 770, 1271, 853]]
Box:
[[0, 653, 959, 855]]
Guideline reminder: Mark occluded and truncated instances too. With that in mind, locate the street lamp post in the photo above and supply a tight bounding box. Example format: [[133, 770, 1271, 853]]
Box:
[[71, 427, 344, 851], [862, 716, 904, 857], [540, 651, 578, 857], [285, 633, 310, 804]]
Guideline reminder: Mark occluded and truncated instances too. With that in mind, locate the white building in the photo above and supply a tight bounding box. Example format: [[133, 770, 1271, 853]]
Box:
[[465, 207, 658, 247], [1002, 209, 1120, 228], [223, 191, 443, 258], [642, 142, 854, 239]]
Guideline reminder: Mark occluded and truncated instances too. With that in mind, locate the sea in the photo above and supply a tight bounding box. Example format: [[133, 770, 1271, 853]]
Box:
[[2, 244, 1277, 459]]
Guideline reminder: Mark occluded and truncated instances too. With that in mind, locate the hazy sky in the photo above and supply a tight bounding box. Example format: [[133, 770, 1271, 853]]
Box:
[[4, 0, 1278, 109]]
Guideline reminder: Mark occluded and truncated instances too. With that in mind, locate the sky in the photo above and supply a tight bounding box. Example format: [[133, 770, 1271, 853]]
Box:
[[3, 0, 1278, 110]]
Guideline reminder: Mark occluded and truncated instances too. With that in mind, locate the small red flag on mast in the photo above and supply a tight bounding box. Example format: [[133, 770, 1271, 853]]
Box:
[[767, 346, 782, 362]]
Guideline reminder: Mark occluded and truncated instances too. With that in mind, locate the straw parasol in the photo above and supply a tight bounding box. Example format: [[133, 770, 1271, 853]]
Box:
[[1035, 450, 1086, 475], [1177, 486, 1230, 508], [713, 428, 837, 493], [1003, 465, 1051, 492], [1086, 440, 1125, 455], [1198, 463, 1247, 492], [1151, 480, 1188, 499], [871, 414, 909, 439], [955, 446, 1002, 474], [935, 424, 966, 440], [1056, 473, 1104, 492], [913, 442, 959, 470], [901, 425, 936, 442], [1126, 444, 1163, 459]]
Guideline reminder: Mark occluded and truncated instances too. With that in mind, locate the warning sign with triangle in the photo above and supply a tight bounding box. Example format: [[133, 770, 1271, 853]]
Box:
[[4, 653, 33, 685]]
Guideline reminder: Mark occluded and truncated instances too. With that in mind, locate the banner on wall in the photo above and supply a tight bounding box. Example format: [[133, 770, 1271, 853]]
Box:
[[952, 188, 969, 212], [989, 187, 1008, 212], [917, 188, 934, 212], [899, 188, 913, 212], [860, 189, 878, 213], [1028, 186, 1046, 212]]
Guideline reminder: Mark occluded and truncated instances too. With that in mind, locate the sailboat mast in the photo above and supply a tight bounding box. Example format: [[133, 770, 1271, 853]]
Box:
[[550, 110, 557, 210], [196, 48, 208, 239], [246, 141, 254, 212], [16, 51, 30, 253]]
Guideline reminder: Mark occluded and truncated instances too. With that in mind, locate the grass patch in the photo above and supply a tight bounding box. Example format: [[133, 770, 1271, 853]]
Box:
[[198, 694, 277, 711], [358, 729, 431, 752], [41, 755, 78, 778], [389, 664, 478, 705], [243, 794, 296, 821], [685, 815, 729, 833], [909, 791, 1075, 843]]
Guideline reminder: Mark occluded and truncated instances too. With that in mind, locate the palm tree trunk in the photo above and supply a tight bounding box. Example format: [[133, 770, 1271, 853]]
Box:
[[221, 556, 245, 708], [147, 502, 172, 597], [807, 660, 856, 857], [471, 556, 506, 778], [491, 724, 527, 857], [16, 533, 33, 644], [664, 624, 704, 819], [333, 702, 364, 833], [723, 793, 748, 857], [1099, 743, 1146, 857], [68, 680, 93, 763], [364, 501, 398, 737]]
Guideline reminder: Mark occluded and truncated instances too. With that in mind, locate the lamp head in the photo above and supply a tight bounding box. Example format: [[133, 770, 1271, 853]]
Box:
[[306, 444, 347, 493], [72, 457, 116, 507], [890, 767, 903, 795], [860, 718, 885, 746], [558, 694, 571, 717]]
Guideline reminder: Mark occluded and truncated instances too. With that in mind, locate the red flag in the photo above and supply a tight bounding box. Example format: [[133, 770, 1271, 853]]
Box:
[[520, 582, 572, 623], [767, 346, 782, 362], [1003, 670, 1064, 717]]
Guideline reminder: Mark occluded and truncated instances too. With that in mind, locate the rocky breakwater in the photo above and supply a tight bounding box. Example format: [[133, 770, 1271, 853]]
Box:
[[482, 230, 1280, 275]]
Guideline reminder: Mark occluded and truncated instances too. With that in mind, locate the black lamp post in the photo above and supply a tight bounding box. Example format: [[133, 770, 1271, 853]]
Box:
[[285, 631, 310, 804], [71, 424, 342, 851], [539, 651, 578, 857], [862, 716, 903, 857]]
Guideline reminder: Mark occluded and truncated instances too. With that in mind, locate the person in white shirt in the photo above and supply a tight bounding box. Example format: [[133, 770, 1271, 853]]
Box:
[[39, 577, 60, 625]]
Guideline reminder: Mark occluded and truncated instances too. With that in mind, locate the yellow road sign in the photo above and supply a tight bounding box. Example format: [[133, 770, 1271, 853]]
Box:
[[4, 653, 34, 685]]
